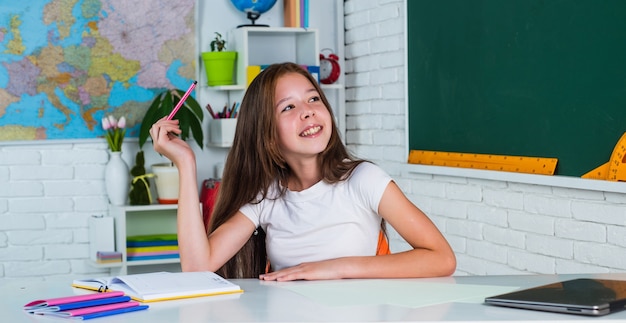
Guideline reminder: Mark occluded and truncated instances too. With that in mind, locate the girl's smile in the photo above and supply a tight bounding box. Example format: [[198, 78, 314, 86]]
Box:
[[300, 125, 322, 137]]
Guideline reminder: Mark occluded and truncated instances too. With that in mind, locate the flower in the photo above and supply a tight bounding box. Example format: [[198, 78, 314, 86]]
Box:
[[102, 115, 126, 152]]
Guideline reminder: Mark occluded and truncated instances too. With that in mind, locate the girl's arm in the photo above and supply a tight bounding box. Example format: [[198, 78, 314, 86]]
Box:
[[150, 119, 255, 272], [365, 180, 457, 277], [178, 159, 255, 271], [259, 181, 456, 281]]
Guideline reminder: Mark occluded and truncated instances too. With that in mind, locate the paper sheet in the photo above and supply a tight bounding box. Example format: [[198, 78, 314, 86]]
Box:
[[281, 280, 518, 308]]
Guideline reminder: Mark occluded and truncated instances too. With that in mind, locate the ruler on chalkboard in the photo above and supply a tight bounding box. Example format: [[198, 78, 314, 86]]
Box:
[[408, 150, 558, 175], [582, 132, 626, 181]]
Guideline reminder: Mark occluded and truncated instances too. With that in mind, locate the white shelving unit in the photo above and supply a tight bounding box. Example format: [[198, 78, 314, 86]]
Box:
[[216, 25, 345, 140], [94, 204, 182, 275], [198, 0, 346, 146]]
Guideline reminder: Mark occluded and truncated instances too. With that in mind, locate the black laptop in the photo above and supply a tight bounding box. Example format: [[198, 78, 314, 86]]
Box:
[[485, 278, 626, 316]]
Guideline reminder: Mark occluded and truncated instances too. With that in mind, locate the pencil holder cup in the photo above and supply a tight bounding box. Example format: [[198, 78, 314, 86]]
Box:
[[151, 163, 179, 204], [209, 118, 237, 147]]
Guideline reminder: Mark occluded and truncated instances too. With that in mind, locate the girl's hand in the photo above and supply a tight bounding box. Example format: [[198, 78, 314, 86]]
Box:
[[259, 259, 347, 281], [149, 118, 193, 165]]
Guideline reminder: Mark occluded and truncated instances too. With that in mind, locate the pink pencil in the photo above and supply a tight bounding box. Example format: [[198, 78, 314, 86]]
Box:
[[166, 81, 197, 120]]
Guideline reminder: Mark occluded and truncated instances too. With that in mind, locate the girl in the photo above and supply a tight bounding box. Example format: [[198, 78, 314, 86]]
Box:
[[150, 62, 456, 281]]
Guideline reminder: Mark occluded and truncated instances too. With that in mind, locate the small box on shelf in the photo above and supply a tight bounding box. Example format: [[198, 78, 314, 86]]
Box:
[[247, 65, 262, 86], [96, 251, 122, 264]]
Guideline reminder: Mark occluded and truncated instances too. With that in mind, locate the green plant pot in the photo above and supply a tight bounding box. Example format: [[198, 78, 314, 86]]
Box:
[[201, 51, 237, 86]]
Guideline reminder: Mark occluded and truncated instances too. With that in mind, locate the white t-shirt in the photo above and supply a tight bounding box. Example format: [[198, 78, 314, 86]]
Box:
[[239, 162, 392, 271]]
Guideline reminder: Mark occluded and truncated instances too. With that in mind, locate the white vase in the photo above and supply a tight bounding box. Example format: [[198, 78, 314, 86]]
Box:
[[105, 151, 130, 205]]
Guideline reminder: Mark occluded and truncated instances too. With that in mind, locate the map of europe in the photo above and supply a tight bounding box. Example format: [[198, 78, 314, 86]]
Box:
[[0, 0, 196, 141]]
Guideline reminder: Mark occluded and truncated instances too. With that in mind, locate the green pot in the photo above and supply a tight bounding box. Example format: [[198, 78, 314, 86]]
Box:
[[201, 51, 237, 86]]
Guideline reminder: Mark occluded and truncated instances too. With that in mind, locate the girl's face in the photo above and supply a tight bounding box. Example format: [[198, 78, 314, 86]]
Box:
[[273, 72, 332, 162]]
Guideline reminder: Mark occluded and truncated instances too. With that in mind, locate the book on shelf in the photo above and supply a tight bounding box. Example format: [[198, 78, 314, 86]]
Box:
[[127, 245, 178, 255], [127, 245, 179, 253], [307, 65, 320, 83], [127, 253, 180, 261], [126, 242, 180, 261], [24, 291, 148, 320], [284, 0, 309, 28], [72, 271, 243, 302], [127, 250, 178, 257], [248, 65, 320, 86], [126, 233, 178, 247]]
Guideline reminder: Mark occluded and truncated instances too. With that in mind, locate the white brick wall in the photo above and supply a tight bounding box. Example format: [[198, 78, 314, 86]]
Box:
[[0, 142, 110, 281], [395, 170, 626, 275], [1, 0, 625, 281]]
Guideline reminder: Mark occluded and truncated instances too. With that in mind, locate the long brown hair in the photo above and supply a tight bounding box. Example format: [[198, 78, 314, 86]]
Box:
[[208, 62, 365, 278]]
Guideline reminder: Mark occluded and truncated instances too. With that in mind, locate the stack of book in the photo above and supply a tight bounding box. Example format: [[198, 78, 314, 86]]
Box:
[[126, 234, 179, 262], [24, 291, 148, 319], [284, 0, 309, 28]]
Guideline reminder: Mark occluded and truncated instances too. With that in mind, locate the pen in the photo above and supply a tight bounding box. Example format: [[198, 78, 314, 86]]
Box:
[[225, 102, 235, 119], [230, 102, 236, 117], [205, 103, 217, 119], [221, 104, 228, 118], [231, 102, 240, 118], [166, 81, 197, 120]]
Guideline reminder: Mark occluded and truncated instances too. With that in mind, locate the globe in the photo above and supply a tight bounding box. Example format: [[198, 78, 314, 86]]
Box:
[[230, 0, 277, 27]]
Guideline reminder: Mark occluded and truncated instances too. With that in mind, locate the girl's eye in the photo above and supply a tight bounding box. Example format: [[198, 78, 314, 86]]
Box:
[[281, 104, 295, 112], [309, 96, 321, 103]]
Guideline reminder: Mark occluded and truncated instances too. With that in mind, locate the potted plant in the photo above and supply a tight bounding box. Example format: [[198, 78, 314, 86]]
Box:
[[201, 32, 237, 86], [137, 88, 204, 203]]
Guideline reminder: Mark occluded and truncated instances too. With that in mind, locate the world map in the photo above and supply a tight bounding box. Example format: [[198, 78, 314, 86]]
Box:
[[0, 0, 196, 141]]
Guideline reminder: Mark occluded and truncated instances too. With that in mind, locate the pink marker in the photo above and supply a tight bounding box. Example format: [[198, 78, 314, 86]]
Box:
[[166, 81, 197, 120]]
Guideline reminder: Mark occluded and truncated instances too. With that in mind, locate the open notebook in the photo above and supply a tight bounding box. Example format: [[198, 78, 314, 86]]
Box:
[[72, 271, 242, 302], [485, 278, 626, 316]]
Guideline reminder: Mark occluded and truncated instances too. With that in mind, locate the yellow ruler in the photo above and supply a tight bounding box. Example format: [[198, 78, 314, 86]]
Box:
[[408, 150, 558, 175], [582, 132, 626, 181]]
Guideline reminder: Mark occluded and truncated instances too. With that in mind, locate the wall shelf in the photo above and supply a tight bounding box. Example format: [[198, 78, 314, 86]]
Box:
[[321, 84, 344, 90], [229, 27, 319, 89], [206, 142, 233, 149], [209, 84, 246, 91]]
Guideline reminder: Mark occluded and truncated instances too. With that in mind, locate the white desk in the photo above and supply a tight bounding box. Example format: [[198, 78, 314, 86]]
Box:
[[4, 273, 626, 322]]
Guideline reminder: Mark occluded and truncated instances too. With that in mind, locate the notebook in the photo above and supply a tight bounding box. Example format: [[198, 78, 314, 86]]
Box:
[[24, 291, 148, 320], [485, 278, 626, 316], [72, 271, 242, 302]]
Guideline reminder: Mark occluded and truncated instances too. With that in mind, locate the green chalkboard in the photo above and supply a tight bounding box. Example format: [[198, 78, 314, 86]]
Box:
[[407, 0, 626, 176]]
